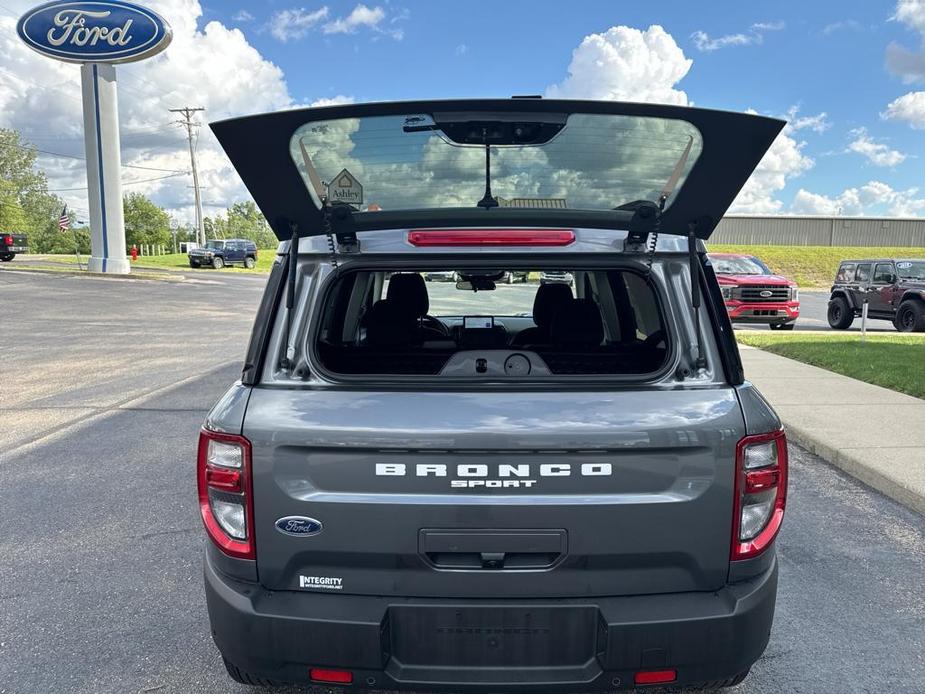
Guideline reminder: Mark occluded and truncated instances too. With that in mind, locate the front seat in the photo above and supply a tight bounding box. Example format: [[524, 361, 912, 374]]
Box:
[[386, 273, 447, 341], [511, 283, 574, 346], [549, 298, 604, 349]]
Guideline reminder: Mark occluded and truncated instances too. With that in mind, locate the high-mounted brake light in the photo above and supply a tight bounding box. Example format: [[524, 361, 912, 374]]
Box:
[[197, 429, 255, 560], [732, 429, 788, 560], [408, 228, 575, 247]]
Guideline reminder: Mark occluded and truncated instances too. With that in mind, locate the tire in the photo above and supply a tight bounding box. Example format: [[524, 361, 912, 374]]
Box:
[[0, 253, 14, 262], [189, 261, 200, 268], [212, 256, 224, 269], [244, 256, 256, 269], [770, 321, 795, 331], [222, 657, 279, 687], [827, 296, 854, 330], [896, 300, 925, 332]]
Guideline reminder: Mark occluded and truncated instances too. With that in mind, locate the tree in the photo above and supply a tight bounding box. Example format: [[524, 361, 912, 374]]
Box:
[[0, 179, 27, 232], [205, 201, 276, 248], [123, 192, 171, 248], [0, 128, 64, 250]]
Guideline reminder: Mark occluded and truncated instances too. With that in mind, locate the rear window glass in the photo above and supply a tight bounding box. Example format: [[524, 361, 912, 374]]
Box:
[[856, 264, 871, 283], [314, 269, 669, 378], [290, 113, 702, 213]]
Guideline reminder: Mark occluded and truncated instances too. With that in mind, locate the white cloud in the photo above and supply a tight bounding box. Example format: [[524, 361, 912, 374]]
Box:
[[792, 180, 925, 216], [882, 90, 925, 127], [691, 21, 784, 52], [323, 4, 385, 34], [691, 31, 753, 52], [268, 7, 330, 43], [0, 0, 300, 223], [545, 25, 692, 105], [455, 44, 468, 56], [729, 113, 815, 214], [846, 128, 907, 166], [822, 19, 862, 35], [785, 105, 832, 133], [232, 9, 254, 22], [887, 0, 925, 82]]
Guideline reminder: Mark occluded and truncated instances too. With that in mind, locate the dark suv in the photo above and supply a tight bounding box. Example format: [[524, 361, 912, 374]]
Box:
[[188, 238, 257, 269], [828, 259, 925, 332], [199, 99, 789, 692]]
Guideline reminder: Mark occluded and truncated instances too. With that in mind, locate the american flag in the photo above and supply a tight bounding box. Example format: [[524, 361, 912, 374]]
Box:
[[58, 207, 69, 231]]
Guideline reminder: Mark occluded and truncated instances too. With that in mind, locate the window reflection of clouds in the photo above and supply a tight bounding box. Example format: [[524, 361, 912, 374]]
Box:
[[290, 113, 702, 211]]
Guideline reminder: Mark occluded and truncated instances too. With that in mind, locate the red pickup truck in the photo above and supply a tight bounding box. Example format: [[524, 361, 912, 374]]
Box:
[[710, 253, 799, 330]]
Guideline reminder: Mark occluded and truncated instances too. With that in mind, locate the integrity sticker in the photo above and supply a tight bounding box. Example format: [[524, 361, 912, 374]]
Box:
[[299, 575, 344, 590]]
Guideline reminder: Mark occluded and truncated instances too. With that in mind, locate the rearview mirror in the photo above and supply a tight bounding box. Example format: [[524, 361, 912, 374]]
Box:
[[456, 278, 496, 291]]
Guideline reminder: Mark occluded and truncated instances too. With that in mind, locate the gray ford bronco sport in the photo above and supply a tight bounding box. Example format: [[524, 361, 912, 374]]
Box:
[[200, 99, 788, 691]]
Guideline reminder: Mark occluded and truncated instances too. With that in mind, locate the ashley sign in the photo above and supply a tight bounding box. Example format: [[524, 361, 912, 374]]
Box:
[[17, 1, 172, 64]]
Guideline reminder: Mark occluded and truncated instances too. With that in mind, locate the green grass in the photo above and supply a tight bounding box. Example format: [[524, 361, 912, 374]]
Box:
[[737, 332, 925, 399], [41, 252, 277, 273], [707, 244, 925, 288]]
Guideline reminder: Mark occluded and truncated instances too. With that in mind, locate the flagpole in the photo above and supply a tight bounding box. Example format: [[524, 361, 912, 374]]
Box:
[[72, 228, 84, 271]]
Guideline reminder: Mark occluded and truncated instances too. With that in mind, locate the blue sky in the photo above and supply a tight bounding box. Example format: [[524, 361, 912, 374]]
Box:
[[3, 0, 925, 220]]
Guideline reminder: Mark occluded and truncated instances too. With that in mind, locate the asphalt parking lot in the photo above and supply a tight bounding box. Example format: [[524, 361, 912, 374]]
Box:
[[1, 270, 923, 694]]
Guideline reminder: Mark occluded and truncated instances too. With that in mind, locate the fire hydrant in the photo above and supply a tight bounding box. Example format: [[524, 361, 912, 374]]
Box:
[[130, 245, 138, 262]]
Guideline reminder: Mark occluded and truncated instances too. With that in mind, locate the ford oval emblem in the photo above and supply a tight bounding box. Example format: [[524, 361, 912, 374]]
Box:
[[760, 290, 773, 298], [17, 1, 172, 64], [275, 516, 323, 537]]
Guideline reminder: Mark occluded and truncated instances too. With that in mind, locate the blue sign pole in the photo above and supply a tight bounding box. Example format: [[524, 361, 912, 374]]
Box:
[[17, 1, 172, 274]]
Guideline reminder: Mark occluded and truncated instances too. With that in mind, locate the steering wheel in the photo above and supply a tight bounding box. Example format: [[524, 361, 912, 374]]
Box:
[[421, 315, 450, 335]]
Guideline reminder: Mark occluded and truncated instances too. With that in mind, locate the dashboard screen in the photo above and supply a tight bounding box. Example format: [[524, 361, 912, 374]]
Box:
[[463, 316, 494, 329]]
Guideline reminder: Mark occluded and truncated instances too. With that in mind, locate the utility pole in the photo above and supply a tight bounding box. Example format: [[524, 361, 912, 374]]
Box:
[[170, 106, 205, 245]]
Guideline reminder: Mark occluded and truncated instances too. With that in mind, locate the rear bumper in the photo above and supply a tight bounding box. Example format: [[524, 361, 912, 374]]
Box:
[[205, 550, 778, 691], [725, 300, 799, 323]]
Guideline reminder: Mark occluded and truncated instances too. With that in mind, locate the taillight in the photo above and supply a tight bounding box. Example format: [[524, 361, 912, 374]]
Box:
[[407, 228, 575, 247], [732, 429, 788, 561], [3, 235, 12, 246], [197, 429, 255, 560]]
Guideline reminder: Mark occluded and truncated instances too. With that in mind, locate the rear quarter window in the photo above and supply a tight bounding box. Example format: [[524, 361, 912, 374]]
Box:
[[836, 264, 855, 283]]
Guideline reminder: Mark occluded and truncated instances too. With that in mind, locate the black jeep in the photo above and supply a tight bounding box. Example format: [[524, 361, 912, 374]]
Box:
[[827, 259, 925, 332]]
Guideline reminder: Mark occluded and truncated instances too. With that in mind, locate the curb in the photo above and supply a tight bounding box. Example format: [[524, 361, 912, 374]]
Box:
[[0, 266, 186, 282], [783, 414, 925, 517]]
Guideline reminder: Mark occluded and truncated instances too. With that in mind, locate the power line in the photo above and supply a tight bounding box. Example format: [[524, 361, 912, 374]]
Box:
[[170, 106, 206, 245], [47, 171, 188, 192], [0, 141, 187, 173]]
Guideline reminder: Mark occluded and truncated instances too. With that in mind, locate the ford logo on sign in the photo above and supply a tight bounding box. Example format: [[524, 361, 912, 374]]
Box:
[[275, 516, 323, 537], [17, 1, 172, 64]]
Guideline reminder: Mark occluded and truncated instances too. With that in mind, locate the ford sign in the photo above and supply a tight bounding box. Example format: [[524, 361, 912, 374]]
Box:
[[17, 1, 172, 64], [275, 516, 323, 537]]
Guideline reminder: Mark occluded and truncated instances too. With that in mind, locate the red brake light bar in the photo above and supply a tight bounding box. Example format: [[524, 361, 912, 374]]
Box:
[[408, 228, 575, 247], [310, 667, 353, 684]]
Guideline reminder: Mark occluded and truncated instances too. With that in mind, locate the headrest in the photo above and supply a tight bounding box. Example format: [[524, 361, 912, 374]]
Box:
[[387, 273, 429, 318], [532, 282, 573, 328], [364, 300, 414, 347], [550, 299, 604, 347]]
